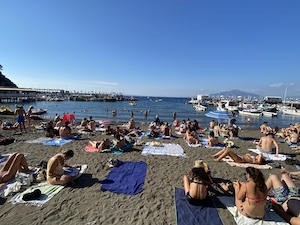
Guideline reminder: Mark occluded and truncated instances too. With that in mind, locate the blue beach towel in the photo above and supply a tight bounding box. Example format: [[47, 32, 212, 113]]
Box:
[[42, 138, 73, 146], [175, 188, 223, 225], [101, 161, 147, 195]]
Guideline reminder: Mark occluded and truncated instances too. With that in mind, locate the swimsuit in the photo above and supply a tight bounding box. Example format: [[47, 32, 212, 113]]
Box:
[[269, 186, 300, 205], [186, 179, 207, 206], [17, 115, 25, 123]]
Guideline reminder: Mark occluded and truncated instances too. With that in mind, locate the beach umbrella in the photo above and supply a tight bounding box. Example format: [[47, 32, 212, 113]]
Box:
[[205, 110, 233, 124]]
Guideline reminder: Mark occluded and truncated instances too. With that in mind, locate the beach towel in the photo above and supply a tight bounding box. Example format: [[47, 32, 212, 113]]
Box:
[[174, 187, 223, 225], [141, 142, 187, 157], [185, 140, 203, 148], [199, 139, 225, 149], [0, 154, 10, 166], [217, 196, 289, 225], [248, 149, 288, 161], [221, 156, 272, 169], [101, 161, 147, 195], [84, 145, 111, 153], [42, 138, 73, 146], [9, 164, 88, 206], [25, 137, 52, 144]]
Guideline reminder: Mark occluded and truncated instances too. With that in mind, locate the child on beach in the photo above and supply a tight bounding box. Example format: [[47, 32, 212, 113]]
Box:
[[183, 160, 212, 205]]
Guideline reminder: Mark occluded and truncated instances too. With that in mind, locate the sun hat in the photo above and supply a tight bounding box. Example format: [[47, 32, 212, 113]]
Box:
[[193, 160, 204, 168]]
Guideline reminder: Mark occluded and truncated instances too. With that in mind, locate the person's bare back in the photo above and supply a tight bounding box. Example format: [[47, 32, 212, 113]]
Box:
[[257, 133, 279, 156]]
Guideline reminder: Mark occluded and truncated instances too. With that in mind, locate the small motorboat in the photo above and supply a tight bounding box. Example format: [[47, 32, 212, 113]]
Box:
[[0, 105, 14, 115], [31, 108, 47, 115]]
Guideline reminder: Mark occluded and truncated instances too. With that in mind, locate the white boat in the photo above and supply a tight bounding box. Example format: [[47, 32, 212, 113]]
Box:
[[238, 109, 262, 117], [129, 101, 137, 106], [282, 108, 300, 116], [217, 100, 239, 112], [194, 104, 207, 112], [262, 111, 278, 117]]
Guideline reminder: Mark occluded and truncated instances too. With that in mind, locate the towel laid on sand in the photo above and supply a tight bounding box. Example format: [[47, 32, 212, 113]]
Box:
[[248, 149, 288, 161], [25, 137, 53, 144], [141, 142, 187, 157], [217, 196, 289, 225], [101, 161, 147, 195], [175, 188, 223, 225], [9, 164, 88, 206], [221, 156, 272, 169], [185, 140, 203, 148], [199, 139, 225, 149], [42, 138, 73, 146]]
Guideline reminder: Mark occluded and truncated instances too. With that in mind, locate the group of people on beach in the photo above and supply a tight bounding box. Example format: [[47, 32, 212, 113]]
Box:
[[183, 160, 300, 224], [1, 112, 300, 224]]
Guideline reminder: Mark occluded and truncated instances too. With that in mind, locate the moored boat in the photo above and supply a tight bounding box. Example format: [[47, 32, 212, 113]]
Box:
[[31, 108, 47, 115], [0, 105, 14, 115]]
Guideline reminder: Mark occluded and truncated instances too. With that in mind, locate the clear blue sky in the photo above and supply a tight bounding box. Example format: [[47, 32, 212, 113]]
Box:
[[1, 1, 299, 98]]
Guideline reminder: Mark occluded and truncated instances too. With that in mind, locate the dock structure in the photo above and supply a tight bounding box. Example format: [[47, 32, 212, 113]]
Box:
[[0, 87, 37, 103]]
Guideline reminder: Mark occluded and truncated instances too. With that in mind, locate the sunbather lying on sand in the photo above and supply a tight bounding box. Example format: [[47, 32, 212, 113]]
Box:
[[89, 139, 111, 151], [0, 153, 33, 184], [211, 148, 263, 164]]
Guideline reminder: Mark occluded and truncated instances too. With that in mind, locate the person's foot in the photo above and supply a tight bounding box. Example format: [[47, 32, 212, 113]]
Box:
[[213, 158, 221, 162]]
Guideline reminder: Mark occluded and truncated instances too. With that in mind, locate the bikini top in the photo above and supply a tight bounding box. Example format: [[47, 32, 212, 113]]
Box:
[[245, 183, 266, 205], [189, 178, 206, 185]]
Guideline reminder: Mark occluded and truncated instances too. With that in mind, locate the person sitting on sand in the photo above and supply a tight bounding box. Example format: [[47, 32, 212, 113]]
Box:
[[46, 149, 78, 186], [183, 160, 212, 205], [260, 122, 272, 134], [184, 129, 199, 145], [105, 125, 116, 135], [80, 118, 88, 127], [208, 131, 219, 147], [45, 120, 58, 138], [209, 119, 216, 130], [256, 132, 279, 157], [211, 148, 264, 164], [59, 121, 78, 139], [126, 118, 136, 130], [266, 172, 300, 224], [172, 118, 179, 127], [284, 128, 299, 144], [222, 167, 268, 219], [0, 153, 33, 184], [160, 122, 172, 137], [179, 120, 187, 133], [89, 138, 111, 151]]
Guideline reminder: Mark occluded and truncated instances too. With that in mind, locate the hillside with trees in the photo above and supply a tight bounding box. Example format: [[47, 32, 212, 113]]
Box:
[[0, 64, 18, 88]]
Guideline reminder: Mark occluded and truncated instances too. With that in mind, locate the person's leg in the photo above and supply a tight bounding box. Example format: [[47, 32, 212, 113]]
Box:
[[281, 173, 297, 188], [1, 154, 30, 182], [48, 175, 74, 186], [0, 153, 18, 172], [266, 174, 283, 190], [211, 148, 226, 158], [183, 175, 190, 194]]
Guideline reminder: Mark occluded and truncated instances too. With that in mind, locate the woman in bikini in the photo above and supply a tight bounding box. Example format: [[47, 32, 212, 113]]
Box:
[[211, 148, 263, 164], [89, 139, 111, 151], [183, 160, 212, 205], [232, 167, 268, 219]]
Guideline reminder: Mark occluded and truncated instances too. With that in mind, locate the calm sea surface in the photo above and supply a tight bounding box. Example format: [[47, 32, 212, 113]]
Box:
[[4, 97, 300, 130]]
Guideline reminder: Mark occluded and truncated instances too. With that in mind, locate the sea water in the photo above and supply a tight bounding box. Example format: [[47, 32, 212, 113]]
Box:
[[4, 96, 300, 130]]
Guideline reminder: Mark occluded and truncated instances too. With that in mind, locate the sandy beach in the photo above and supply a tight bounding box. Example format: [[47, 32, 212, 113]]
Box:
[[1, 117, 300, 225]]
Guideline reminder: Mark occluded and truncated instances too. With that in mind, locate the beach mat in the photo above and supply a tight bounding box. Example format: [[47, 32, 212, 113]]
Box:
[[9, 164, 88, 206], [175, 187, 223, 225], [217, 196, 289, 225], [101, 161, 147, 195], [141, 142, 187, 157], [248, 149, 288, 161], [42, 138, 73, 146], [222, 156, 272, 169]]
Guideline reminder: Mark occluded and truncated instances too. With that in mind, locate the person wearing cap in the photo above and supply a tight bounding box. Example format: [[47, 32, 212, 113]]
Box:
[[256, 132, 279, 157], [183, 160, 212, 205]]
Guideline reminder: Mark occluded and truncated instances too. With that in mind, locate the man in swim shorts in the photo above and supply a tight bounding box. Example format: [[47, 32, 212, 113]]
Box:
[[14, 105, 26, 132]]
